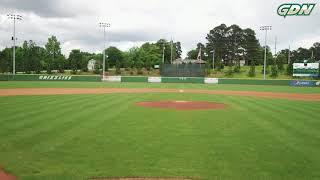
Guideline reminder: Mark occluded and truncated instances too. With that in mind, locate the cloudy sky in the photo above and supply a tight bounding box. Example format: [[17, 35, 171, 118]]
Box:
[[0, 0, 319, 57]]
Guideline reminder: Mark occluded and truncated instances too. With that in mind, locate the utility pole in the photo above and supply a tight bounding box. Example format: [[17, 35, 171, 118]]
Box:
[[211, 50, 215, 69], [288, 45, 291, 64], [162, 45, 165, 64], [260, 25, 272, 80], [7, 14, 22, 75], [170, 38, 173, 64], [99, 22, 110, 79], [274, 36, 277, 57]]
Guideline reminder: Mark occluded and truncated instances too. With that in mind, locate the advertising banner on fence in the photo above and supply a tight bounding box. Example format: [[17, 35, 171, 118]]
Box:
[[39, 75, 72, 80], [148, 77, 161, 83], [103, 76, 121, 82], [204, 78, 218, 84], [290, 80, 319, 87]]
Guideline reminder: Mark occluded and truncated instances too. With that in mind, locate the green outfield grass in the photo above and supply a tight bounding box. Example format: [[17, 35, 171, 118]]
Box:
[[1, 81, 320, 94], [0, 82, 320, 180]]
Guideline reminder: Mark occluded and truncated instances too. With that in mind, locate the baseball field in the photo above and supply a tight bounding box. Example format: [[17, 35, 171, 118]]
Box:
[[0, 81, 320, 180]]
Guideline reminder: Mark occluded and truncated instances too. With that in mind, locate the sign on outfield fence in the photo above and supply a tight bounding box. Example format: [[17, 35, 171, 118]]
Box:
[[148, 77, 161, 83], [290, 80, 319, 87], [39, 75, 72, 80], [103, 76, 121, 82], [204, 78, 218, 84]]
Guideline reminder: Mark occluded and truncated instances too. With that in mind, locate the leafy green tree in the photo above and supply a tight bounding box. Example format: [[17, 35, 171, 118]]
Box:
[[206, 24, 229, 63], [140, 42, 161, 68], [270, 59, 278, 78], [291, 47, 311, 62], [0, 48, 11, 73], [310, 42, 320, 62], [126, 47, 140, 68], [175, 42, 182, 58], [54, 55, 66, 73], [68, 49, 82, 74], [287, 53, 294, 76], [187, 49, 198, 59], [94, 59, 101, 74], [243, 28, 262, 66], [276, 54, 286, 72], [225, 65, 234, 77], [115, 59, 121, 74], [155, 39, 177, 64], [248, 65, 256, 77], [20, 40, 44, 74], [261, 46, 273, 74], [106, 47, 123, 68], [45, 36, 62, 74]]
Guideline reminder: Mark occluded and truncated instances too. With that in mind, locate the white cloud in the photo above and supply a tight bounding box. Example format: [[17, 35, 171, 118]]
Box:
[[0, 0, 319, 57]]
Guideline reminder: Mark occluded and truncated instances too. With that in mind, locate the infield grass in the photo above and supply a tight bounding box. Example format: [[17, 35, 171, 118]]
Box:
[[0, 82, 320, 180]]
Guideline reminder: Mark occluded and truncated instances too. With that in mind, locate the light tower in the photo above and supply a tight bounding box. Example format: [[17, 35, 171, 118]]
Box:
[[99, 22, 111, 79], [7, 14, 23, 75], [260, 25, 272, 80]]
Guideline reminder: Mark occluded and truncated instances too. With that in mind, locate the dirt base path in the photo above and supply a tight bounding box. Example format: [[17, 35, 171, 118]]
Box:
[[0, 168, 16, 180], [0, 88, 319, 101]]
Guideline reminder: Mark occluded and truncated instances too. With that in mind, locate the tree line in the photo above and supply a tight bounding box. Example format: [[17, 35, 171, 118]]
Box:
[[186, 24, 319, 77], [0, 23, 319, 77], [0, 36, 182, 75]]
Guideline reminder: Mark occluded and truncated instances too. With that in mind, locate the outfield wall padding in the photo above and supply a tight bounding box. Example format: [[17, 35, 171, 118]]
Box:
[[1, 74, 319, 87], [218, 79, 292, 86], [121, 76, 148, 83], [0, 75, 101, 82], [0, 75, 9, 81], [161, 77, 205, 84]]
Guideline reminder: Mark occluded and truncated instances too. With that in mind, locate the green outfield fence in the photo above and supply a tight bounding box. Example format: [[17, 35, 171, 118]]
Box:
[[160, 64, 206, 77], [1, 74, 319, 86], [0, 74, 101, 82], [218, 79, 292, 86], [121, 76, 148, 83], [161, 77, 204, 84]]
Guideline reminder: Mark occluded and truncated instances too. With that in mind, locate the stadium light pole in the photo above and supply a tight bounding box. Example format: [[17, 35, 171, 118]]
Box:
[[162, 45, 165, 64], [7, 14, 22, 75], [260, 25, 272, 80], [210, 50, 215, 70], [170, 38, 173, 64], [99, 22, 110, 79]]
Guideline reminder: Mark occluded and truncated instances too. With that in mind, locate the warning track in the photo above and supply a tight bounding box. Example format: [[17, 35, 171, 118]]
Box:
[[0, 88, 319, 101]]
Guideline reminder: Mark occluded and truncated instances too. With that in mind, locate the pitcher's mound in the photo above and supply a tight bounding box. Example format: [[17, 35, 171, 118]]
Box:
[[136, 101, 226, 110]]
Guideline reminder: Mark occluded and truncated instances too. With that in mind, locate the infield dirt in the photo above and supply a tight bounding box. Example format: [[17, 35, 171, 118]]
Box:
[[0, 88, 319, 101]]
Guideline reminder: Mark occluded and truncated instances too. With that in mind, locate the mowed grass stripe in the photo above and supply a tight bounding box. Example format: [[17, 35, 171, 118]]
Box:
[[0, 94, 117, 146], [2, 94, 139, 178], [0, 92, 320, 179], [1, 81, 320, 94], [0, 95, 104, 131], [0, 95, 62, 119], [230, 98, 314, 178], [266, 100, 320, 139], [30, 94, 137, 153], [1, 94, 122, 150], [246, 99, 320, 169], [252, 99, 320, 142]]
